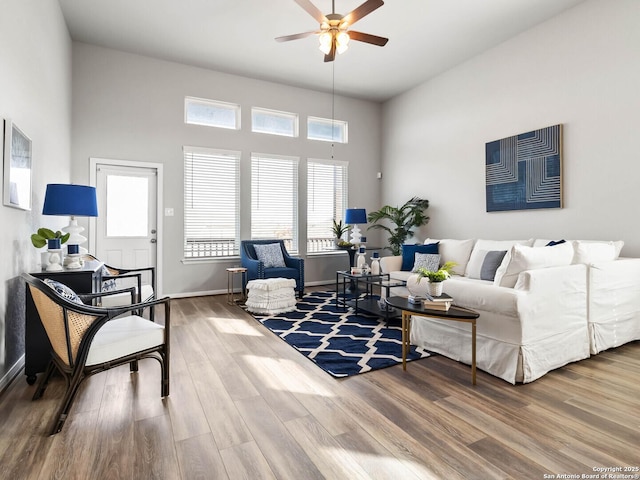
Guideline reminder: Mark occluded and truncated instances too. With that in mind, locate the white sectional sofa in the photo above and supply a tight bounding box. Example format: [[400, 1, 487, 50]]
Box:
[[380, 238, 640, 384]]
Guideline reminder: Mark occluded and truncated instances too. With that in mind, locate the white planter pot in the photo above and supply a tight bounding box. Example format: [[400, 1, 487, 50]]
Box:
[[428, 281, 444, 297]]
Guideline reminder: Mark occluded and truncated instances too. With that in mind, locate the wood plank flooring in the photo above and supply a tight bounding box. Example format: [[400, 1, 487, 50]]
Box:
[[1, 290, 638, 479]]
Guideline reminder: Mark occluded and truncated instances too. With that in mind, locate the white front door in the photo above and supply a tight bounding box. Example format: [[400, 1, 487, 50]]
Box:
[[90, 159, 163, 293]]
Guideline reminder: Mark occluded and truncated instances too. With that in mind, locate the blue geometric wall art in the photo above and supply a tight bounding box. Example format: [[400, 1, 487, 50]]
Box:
[[485, 124, 563, 212]]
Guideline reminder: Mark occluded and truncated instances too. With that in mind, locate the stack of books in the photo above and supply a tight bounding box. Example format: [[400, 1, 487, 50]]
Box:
[[423, 293, 453, 311], [407, 294, 426, 304]]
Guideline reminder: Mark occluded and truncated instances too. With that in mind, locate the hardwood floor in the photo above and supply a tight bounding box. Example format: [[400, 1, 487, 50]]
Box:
[[1, 290, 638, 479]]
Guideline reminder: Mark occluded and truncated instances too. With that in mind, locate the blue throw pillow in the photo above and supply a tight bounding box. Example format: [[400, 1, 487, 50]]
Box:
[[100, 265, 118, 292], [43, 279, 84, 304], [546, 239, 566, 246], [401, 242, 439, 271]]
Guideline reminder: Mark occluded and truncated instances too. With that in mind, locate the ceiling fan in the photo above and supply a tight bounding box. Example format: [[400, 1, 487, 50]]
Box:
[[276, 0, 389, 62]]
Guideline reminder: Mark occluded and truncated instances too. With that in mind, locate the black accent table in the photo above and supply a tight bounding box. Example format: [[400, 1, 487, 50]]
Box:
[[385, 296, 480, 384]]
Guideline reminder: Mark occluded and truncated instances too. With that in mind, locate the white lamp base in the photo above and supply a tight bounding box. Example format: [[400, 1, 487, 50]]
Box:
[[350, 225, 362, 245], [63, 217, 88, 246]]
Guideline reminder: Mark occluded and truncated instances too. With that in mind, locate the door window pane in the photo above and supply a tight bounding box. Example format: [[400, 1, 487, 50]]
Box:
[[106, 175, 148, 237]]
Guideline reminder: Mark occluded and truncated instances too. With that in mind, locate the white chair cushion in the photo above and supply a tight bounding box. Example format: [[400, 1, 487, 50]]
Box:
[[86, 315, 165, 366], [100, 284, 154, 307]]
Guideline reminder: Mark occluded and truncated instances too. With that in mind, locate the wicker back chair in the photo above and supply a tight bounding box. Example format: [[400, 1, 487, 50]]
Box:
[[23, 273, 170, 435]]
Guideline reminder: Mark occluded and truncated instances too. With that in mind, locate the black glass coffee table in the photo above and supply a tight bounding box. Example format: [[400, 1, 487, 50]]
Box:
[[335, 271, 405, 320], [385, 296, 480, 384]]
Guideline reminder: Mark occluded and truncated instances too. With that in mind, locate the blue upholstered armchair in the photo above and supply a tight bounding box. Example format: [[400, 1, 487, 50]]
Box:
[[240, 240, 304, 298]]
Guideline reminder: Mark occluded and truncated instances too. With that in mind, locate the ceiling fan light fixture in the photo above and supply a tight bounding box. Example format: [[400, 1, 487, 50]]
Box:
[[336, 31, 350, 54], [319, 31, 333, 54], [278, 0, 388, 61]]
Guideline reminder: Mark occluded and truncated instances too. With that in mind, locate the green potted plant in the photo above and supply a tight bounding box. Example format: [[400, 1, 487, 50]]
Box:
[[31, 228, 70, 249], [367, 197, 430, 256], [416, 261, 457, 296], [331, 218, 350, 245]]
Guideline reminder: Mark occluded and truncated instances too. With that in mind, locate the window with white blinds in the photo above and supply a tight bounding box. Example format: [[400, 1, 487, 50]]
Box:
[[183, 146, 240, 258], [307, 159, 348, 253], [251, 153, 299, 253]]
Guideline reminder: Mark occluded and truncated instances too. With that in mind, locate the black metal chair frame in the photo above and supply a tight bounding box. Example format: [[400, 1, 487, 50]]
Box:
[[84, 253, 157, 319], [23, 273, 170, 436]]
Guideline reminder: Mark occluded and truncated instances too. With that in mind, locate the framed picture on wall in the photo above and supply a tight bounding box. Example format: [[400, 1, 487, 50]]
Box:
[[3, 119, 32, 210], [485, 124, 562, 212]]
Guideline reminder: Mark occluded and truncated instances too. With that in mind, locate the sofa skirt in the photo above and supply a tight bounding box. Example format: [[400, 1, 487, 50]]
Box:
[[410, 314, 591, 384]]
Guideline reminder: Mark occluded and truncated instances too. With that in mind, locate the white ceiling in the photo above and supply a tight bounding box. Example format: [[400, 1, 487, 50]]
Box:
[[58, 0, 585, 102]]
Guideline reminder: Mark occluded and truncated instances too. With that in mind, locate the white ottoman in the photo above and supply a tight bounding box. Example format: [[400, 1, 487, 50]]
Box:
[[245, 278, 297, 315]]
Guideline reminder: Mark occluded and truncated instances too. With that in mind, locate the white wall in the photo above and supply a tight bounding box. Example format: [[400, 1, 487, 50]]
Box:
[[382, 0, 640, 256], [71, 44, 383, 296], [0, 0, 72, 387]]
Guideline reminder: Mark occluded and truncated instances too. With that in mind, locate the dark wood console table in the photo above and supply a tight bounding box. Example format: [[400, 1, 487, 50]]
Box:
[[24, 260, 104, 384]]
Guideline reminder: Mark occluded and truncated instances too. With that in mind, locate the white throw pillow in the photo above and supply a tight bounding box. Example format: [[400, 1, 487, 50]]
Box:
[[467, 239, 532, 279], [534, 239, 624, 258], [572, 241, 617, 264], [424, 238, 475, 276], [497, 241, 574, 288], [254, 243, 286, 268], [532, 239, 567, 247], [411, 253, 440, 273]]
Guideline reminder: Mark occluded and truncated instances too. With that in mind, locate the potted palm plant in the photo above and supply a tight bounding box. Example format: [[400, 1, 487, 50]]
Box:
[[367, 197, 430, 256], [416, 261, 457, 296]]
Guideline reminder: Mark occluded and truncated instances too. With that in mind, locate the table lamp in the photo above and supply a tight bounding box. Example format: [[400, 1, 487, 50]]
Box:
[[42, 184, 98, 269], [344, 208, 367, 245]]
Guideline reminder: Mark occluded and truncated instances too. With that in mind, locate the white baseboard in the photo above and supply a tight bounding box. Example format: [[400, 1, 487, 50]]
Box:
[[1, 355, 24, 395]]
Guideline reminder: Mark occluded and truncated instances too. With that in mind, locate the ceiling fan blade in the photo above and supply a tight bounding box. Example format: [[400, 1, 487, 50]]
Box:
[[324, 43, 336, 62], [342, 0, 384, 26], [348, 31, 389, 46], [275, 30, 319, 42], [293, 0, 327, 24]]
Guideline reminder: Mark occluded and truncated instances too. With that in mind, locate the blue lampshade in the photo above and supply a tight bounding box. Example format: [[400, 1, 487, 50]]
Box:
[[42, 184, 98, 217], [344, 208, 367, 225]]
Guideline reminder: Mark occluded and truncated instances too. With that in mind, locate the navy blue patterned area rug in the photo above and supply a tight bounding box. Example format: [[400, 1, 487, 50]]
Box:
[[249, 290, 431, 378]]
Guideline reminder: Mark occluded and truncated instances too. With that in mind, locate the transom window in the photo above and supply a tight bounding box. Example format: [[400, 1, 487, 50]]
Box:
[[307, 116, 348, 143], [251, 107, 298, 137], [185, 97, 240, 130]]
